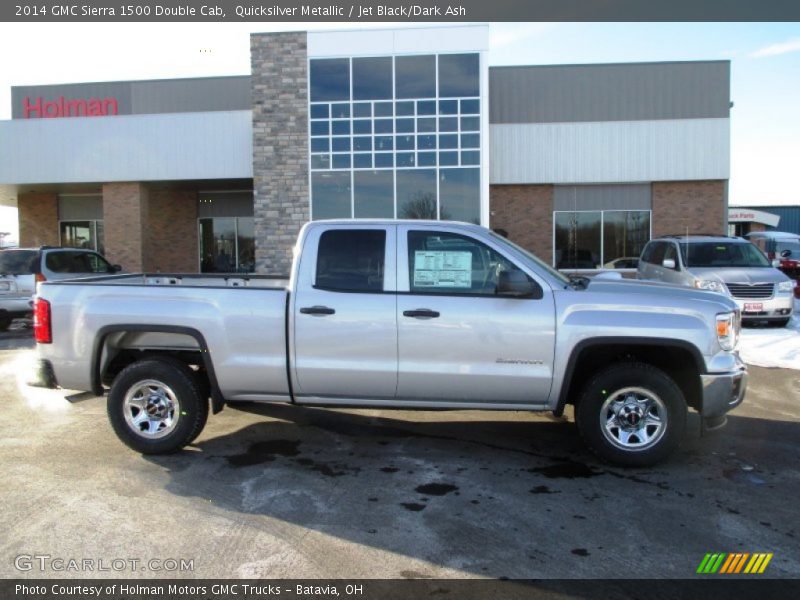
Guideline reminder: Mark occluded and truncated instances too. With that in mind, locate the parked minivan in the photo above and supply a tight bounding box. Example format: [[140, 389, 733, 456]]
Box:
[[637, 235, 795, 326], [0, 247, 120, 330]]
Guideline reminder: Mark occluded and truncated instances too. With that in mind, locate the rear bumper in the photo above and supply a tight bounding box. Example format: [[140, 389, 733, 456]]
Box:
[[0, 296, 34, 316], [700, 357, 747, 425], [28, 358, 59, 389]]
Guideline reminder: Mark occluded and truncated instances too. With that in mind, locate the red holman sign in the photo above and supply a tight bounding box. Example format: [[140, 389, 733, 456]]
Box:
[[22, 96, 119, 118]]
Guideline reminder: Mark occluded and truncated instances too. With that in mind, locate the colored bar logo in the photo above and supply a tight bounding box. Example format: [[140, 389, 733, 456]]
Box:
[[697, 552, 773, 574]]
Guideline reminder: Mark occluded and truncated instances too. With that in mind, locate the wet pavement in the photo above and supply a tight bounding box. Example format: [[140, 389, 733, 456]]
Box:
[[1, 326, 798, 579]]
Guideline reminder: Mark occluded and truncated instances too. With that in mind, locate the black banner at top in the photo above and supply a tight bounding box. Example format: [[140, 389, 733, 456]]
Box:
[[2, 0, 800, 22]]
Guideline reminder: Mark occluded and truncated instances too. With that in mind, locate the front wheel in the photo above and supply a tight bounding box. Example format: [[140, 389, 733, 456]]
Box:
[[575, 362, 687, 467], [107, 359, 208, 454]]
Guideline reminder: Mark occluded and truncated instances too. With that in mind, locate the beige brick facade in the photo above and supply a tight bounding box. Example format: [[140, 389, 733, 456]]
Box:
[[490, 184, 555, 264], [147, 189, 198, 273], [102, 182, 148, 272], [18, 192, 59, 247], [652, 180, 726, 238]]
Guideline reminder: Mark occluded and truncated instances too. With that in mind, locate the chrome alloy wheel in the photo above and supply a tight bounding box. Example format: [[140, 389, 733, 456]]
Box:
[[123, 379, 181, 439], [600, 387, 667, 451]]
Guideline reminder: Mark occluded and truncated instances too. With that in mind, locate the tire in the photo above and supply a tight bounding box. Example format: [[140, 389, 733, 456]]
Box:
[[575, 362, 687, 467], [107, 358, 209, 454], [0, 314, 11, 332]]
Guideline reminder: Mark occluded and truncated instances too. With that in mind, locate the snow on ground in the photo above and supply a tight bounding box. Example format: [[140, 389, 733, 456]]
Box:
[[738, 299, 800, 370]]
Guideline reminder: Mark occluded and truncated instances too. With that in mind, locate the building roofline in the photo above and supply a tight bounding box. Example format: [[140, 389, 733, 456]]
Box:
[[11, 74, 251, 91], [490, 59, 730, 71]]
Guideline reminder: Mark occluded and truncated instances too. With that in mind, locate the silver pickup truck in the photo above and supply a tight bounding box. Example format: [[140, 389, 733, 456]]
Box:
[[33, 220, 747, 466]]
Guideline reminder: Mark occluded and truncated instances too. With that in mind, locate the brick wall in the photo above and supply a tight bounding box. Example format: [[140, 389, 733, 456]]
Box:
[[102, 182, 148, 272], [18, 192, 58, 247], [251, 31, 309, 275], [147, 190, 198, 273], [652, 180, 726, 238], [490, 185, 555, 264]]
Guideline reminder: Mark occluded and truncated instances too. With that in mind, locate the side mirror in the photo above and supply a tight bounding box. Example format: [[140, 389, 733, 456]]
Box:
[[112, 264, 122, 272], [772, 259, 781, 268], [497, 270, 535, 297], [662, 258, 676, 270]]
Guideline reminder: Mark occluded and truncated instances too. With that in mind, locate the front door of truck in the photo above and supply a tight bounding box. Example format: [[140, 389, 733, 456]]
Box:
[[395, 226, 556, 405], [292, 225, 398, 400]]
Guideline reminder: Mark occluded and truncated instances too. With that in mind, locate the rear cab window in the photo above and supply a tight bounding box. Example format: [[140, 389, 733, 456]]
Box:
[[315, 230, 386, 292]]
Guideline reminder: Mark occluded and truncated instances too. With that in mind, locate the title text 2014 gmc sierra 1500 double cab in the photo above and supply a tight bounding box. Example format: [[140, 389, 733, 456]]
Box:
[[33, 221, 747, 466]]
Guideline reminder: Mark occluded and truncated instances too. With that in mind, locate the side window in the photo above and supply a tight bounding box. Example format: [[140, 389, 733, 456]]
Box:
[[408, 230, 531, 296], [46, 251, 113, 274], [649, 242, 666, 266], [315, 229, 386, 292]]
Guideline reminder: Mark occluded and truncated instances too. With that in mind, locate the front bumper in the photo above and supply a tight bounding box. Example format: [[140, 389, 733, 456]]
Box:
[[733, 294, 793, 321], [700, 356, 747, 428]]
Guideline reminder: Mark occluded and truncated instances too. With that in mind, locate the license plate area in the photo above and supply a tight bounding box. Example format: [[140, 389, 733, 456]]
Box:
[[743, 302, 763, 312]]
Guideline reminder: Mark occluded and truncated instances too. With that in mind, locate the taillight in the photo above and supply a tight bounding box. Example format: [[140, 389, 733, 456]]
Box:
[[33, 298, 52, 344]]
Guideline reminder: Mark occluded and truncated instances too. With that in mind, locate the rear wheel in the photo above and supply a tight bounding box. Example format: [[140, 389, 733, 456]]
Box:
[[576, 362, 687, 467], [107, 359, 208, 454]]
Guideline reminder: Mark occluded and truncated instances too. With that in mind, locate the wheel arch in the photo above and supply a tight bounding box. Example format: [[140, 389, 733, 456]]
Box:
[[91, 324, 224, 414], [554, 337, 706, 416]]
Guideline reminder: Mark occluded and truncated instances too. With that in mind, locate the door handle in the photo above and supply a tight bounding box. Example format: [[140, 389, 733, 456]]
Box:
[[403, 308, 440, 318], [299, 306, 336, 316]]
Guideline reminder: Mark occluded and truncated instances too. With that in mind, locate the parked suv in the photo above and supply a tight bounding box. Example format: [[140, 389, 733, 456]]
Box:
[[0, 247, 120, 330], [746, 231, 800, 299], [637, 235, 795, 326]]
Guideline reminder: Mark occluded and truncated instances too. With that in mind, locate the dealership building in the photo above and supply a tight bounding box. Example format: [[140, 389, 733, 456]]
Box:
[[0, 25, 731, 274]]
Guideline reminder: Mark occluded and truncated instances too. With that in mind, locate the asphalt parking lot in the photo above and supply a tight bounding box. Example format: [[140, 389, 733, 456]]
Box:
[[1, 324, 798, 579]]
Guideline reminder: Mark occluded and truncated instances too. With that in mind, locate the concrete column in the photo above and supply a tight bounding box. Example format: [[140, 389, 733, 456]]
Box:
[[250, 31, 309, 275], [102, 182, 149, 272], [18, 192, 59, 247]]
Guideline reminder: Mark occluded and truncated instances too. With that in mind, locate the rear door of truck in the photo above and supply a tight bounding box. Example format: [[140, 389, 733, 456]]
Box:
[[291, 224, 398, 400]]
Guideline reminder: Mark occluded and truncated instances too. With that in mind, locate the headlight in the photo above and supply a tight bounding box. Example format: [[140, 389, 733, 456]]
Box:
[[695, 279, 726, 293], [778, 280, 796, 293], [716, 311, 739, 351]]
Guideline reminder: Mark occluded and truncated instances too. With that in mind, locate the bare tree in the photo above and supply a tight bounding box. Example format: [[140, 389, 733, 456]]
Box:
[[400, 192, 451, 221]]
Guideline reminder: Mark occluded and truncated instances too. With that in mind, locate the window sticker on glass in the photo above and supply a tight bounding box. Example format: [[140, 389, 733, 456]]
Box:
[[413, 250, 472, 288]]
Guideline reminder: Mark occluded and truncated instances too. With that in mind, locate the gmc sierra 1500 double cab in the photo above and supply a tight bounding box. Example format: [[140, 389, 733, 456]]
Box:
[[33, 220, 747, 466]]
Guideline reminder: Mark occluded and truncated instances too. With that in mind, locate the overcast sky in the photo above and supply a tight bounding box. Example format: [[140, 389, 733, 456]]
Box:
[[0, 21, 798, 237]]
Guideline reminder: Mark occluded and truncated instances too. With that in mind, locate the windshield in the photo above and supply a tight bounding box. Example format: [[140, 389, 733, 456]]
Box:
[[679, 242, 771, 268], [488, 231, 571, 286], [0, 250, 38, 275]]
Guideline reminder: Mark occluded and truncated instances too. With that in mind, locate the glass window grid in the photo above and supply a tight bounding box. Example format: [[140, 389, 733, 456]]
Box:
[[309, 95, 481, 172], [551, 209, 653, 269], [309, 54, 482, 220]]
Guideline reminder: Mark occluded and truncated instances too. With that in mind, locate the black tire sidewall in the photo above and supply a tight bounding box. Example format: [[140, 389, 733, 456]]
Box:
[[576, 363, 687, 467], [107, 359, 206, 454]]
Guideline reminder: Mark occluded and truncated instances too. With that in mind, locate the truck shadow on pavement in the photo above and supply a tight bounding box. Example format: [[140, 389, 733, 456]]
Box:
[[143, 402, 800, 578]]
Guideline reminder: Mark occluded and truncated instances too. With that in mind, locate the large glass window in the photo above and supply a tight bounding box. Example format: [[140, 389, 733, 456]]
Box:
[[397, 170, 437, 219], [310, 59, 349, 102], [554, 210, 651, 270], [60, 220, 104, 253], [395, 55, 436, 98], [311, 172, 351, 219], [309, 52, 483, 223], [199, 217, 254, 273], [353, 57, 393, 100], [354, 170, 394, 218], [438, 54, 480, 97]]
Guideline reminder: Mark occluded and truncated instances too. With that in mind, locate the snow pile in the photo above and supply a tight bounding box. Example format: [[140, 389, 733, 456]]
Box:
[[737, 299, 800, 370]]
